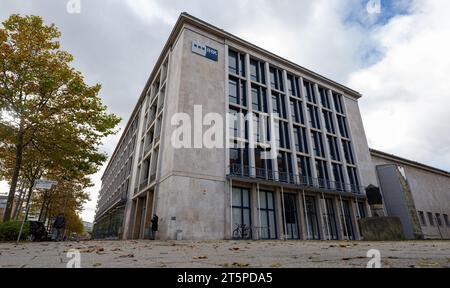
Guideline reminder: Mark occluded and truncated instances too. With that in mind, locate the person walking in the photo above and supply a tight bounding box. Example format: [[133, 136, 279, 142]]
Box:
[[53, 213, 66, 241], [150, 214, 158, 240]]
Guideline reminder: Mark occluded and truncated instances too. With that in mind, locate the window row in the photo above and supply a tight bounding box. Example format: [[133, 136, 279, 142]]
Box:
[[229, 49, 347, 116], [229, 112, 356, 165], [418, 211, 450, 227], [232, 187, 363, 240], [230, 147, 359, 188]]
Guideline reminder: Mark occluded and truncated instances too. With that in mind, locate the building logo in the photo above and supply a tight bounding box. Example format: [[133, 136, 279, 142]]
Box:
[[192, 41, 218, 61]]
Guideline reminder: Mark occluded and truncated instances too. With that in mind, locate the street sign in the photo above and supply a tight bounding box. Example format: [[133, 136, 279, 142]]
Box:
[[34, 179, 58, 190], [17, 179, 58, 243]]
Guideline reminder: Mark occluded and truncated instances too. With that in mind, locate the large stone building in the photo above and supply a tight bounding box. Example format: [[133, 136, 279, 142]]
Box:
[[93, 13, 378, 241], [371, 149, 450, 239]]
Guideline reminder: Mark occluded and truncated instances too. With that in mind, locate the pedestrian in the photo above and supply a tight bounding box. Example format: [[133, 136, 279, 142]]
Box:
[[150, 214, 159, 240], [53, 213, 66, 241]]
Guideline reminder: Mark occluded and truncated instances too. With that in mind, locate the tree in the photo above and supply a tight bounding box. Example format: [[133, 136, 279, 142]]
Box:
[[0, 14, 121, 221]]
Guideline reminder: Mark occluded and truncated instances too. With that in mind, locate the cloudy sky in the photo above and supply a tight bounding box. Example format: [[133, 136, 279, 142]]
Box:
[[1, 0, 449, 222]]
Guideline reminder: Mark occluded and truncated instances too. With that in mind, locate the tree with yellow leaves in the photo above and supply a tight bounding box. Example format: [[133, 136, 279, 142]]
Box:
[[0, 14, 121, 222]]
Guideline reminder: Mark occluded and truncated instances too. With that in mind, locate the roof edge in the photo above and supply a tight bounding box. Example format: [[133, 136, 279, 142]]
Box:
[[370, 148, 450, 177]]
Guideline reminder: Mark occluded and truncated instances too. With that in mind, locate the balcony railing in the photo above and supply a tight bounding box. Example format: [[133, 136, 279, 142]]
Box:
[[229, 164, 365, 195]]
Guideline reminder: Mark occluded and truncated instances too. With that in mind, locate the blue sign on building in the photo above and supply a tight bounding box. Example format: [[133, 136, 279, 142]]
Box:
[[192, 41, 218, 62]]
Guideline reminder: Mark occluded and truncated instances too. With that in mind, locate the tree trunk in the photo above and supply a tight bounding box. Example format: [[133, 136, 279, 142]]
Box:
[[12, 181, 25, 220], [38, 191, 48, 222], [3, 126, 25, 222]]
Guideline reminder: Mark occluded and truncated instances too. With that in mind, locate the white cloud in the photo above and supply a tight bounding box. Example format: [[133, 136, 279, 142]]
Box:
[[348, 0, 450, 170], [125, 0, 176, 25]]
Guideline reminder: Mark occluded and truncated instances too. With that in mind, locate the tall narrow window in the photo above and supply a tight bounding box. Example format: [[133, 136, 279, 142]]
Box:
[[239, 54, 246, 77], [283, 193, 300, 239], [297, 156, 312, 184], [287, 74, 300, 97], [427, 212, 435, 226], [269, 67, 284, 91], [259, 191, 277, 239], [278, 151, 293, 183], [228, 50, 238, 75], [229, 79, 238, 104], [333, 92, 344, 114], [327, 135, 340, 161], [319, 87, 331, 109], [315, 160, 329, 188], [232, 188, 251, 239], [337, 115, 349, 138], [347, 166, 360, 193], [323, 110, 335, 134], [251, 85, 268, 113], [290, 99, 304, 124], [357, 202, 366, 219], [341, 200, 355, 240], [418, 211, 426, 226], [255, 147, 273, 180], [229, 108, 240, 138], [311, 131, 325, 157], [444, 214, 450, 227], [436, 213, 443, 226], [324, 198, 339, 240], [304, 196, 320, 240], [332, 163, 345, 191], [342, 140, 355, 164], [250, 59, 266, 84], [278, 122, 290, 149], [293, 126, 308, 153], [303, 80, 316, 103], [308, 105, 321, 129]]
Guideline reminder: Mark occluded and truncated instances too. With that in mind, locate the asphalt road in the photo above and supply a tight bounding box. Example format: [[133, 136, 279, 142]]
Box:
[[0, 240, 449, 268]]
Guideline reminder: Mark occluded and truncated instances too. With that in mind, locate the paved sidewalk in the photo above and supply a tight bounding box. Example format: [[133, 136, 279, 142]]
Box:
[[0, 240, 449, 268]]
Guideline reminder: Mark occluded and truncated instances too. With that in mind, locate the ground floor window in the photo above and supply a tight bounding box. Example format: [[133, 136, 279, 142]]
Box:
[[232, 187, 251, 239], [357, 201, 366, 219], [341, 200, 355, 240], [92, 206, 125, 239], [324, 198, 339, 240], [259, 190, 277, 239], [304, 195, 321, 240], [282, 193, 299, 239]]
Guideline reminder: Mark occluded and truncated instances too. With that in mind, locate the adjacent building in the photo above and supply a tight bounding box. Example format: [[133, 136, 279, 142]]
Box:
[[93, 13, 378, 241], [371, 149, 450, 239]]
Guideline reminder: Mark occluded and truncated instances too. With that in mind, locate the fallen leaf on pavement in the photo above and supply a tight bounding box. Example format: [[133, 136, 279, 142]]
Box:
[[193, 255, 208, 259]]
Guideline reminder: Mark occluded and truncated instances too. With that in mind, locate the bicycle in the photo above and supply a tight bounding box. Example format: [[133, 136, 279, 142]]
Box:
[[232, 223, 252, 240]]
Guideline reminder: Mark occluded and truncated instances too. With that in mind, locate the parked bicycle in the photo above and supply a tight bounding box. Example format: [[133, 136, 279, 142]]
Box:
[[232, 223, 252, 240]]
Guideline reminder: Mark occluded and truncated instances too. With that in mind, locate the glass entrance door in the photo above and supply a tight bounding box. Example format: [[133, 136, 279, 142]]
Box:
[[341, 200, 355, 240], [283, 193, 299, 239]]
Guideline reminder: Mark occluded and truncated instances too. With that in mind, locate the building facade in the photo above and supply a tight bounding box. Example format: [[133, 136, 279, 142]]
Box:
[[371, 149, 450, 239], [93, 13, 379, 241]]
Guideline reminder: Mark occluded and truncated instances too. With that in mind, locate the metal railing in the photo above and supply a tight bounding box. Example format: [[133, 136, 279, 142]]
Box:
[[229, 164, 364, 194]]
